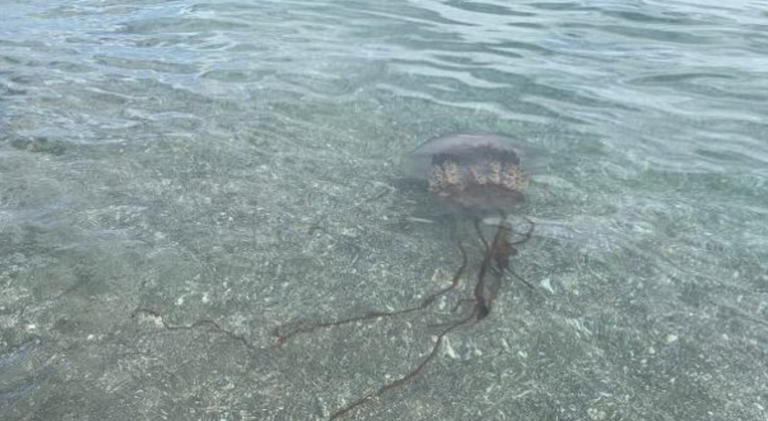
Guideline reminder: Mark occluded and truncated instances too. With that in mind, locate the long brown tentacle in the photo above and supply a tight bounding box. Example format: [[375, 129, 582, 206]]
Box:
[[327, 309, 477, 421], [273, 238, 469, 347]]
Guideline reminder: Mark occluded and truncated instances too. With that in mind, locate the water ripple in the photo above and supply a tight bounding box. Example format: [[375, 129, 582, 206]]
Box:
[[0, 0, 765, 175]]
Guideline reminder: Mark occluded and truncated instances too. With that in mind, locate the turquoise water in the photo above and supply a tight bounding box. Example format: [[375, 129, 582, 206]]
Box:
[[2, 1, 767, 420]]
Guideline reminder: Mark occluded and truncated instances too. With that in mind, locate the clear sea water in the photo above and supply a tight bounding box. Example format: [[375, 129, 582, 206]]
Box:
[[1, 1, 767, 420]]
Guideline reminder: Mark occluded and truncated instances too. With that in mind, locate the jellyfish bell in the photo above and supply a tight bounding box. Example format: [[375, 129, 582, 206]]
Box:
[[402, 132, 540, 217], [428, 146, 526, 211]]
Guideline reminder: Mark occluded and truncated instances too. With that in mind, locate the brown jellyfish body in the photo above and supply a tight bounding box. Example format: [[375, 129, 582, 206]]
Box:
[[403, 132, 534, 215], [401, 132, 538, 322]]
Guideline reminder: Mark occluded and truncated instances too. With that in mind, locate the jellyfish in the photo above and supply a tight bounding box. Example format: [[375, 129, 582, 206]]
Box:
[[399, 132, 544, 331], [131, 132, 542, 420]]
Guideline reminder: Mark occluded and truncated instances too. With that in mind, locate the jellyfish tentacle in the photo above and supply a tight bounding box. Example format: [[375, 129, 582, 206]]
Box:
[[272, 238, 469, 347], [327, 309, 477, 421]]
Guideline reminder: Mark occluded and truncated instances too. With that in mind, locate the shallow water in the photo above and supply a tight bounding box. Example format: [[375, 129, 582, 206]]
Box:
[[1, 1, 767, 420]]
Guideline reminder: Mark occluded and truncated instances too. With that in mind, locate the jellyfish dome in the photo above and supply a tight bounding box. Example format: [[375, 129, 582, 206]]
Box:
[[403, 132, 533, 214]]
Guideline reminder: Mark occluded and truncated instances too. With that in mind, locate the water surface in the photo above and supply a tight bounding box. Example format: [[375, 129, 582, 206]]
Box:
[[1, 1, 767, 420]]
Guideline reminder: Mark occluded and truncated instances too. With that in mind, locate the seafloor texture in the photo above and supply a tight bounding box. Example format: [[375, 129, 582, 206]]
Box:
[[2, 1, 768, 421]]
